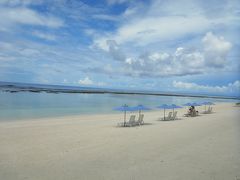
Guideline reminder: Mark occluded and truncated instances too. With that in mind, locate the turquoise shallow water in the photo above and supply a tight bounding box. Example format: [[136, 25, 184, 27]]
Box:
[[0, 91, 237, 121]]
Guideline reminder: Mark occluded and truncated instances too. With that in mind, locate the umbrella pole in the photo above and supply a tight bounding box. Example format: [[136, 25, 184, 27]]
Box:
[[164, 108, 165, 120], [124, 111, 126, 127]]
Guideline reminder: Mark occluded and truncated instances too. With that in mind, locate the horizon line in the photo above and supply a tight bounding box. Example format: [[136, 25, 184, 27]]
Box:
[[0, 81, 239, 100]]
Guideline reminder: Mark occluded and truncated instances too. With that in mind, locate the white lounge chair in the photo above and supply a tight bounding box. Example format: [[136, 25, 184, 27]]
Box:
[[135, 114, 144, 126], [207, 107, 213, 113], [193, 110, 199, 116], [203, 107, 213, 114], [162, 112, 172, 121], [185, 110, 198, 117], [184, 112, 191, 117], [117, 115, 136, 127], [125, 115, 136, 127], [209, 107, 213, 113], [171, 111, 178, 120]]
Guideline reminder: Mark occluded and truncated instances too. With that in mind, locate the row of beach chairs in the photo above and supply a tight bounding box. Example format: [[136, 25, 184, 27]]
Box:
[[161, 111, 178, 121], [118, 114, 144, 127], [118, 106, 214, 127], [119, 111, 179, 127], [184, 111, 199, 117], [184, 106, 213, 117], [202, 107, 213, 114]]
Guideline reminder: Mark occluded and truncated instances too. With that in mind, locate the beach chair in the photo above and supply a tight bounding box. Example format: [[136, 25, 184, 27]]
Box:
[[125, 115, 136, 127], [117, 115, 136, 127], [192, 110, 199, 117], [135, 114, 144, 126], [184, 111, 191, 117], [202, 110, 208, 114], [162, 112, 172, 121], [171, 111, 178, 120], [210, 107, 213, 113], [203, 107, 212, 114], [207, 107, 213, 113], [185, 110, 198, 117]]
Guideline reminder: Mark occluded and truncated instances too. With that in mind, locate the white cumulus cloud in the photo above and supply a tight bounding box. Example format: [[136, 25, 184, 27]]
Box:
[[94, 16, 212, 49], [78, 77, 107, 87], [78, 77, 93, 85], [0, 7, 64, 29], [202, 32, 232, 67], [32, 31, 56, 41], [173, 80, 240, 94], [94, 0, 239, 50], [100, 32, 232, 77]]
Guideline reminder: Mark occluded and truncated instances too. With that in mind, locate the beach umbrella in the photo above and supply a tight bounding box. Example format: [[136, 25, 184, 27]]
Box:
[[207, 102, 215, 110], [201, 102, 208, 111], [201, 102, 215, 111], [201, 101, 215, 105], [183, 102, 202, 107], [183, 102, 192, 106], [183, 102, 201, 109], [132, 104, 151, 117], [113, 104, 134, 126], [207, 102, 215, 105], [183, 102, 202, 113], [169, 104, 182, 113], [156, 104, 172, 120], [206, 102, 215, 107]]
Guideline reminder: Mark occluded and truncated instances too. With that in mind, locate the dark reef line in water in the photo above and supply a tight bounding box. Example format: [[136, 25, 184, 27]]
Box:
[[0, 83, 239, 100]]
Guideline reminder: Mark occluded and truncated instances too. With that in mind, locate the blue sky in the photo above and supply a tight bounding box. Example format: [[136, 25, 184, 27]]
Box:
[[0, 0, 239, 96]]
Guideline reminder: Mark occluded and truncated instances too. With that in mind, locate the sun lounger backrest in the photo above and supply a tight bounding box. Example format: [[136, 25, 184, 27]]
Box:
[[164, 112, 172, 120], [129, 115, 135, 123], [167, 112, 172, 118], [208, 106, 211, 112], [139, 114, 144, 121], [138, 114, 144, 124], [124, 115, 136, 127], [172, 111, 177, 120]]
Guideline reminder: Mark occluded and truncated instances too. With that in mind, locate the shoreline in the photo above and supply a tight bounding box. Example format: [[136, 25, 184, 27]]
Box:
[[0, 102, 238, 124], [0, 102, 234, 123]]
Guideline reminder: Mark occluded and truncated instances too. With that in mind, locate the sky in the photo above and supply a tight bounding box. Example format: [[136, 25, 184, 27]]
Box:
[[0, 0, 239, 97]]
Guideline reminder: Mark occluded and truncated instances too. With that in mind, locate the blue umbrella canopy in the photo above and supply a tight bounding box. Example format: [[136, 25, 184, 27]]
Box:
[[156, 104, 172, 109], [183, 102, 202, 106], [132, 104, 151, 117], [201, 102, 215, 105], [169, 104, 182, 113], [201, 102, 215, 112], [132, 104, 151, 111], [113, 105, 134, 111], [169, 104, 182, 109], [113, 104, 134, 126], [201, 102, 208, 105], [183, 103, 192, 106], [183, 102, 201, 115], [156, 104, 173, 119]]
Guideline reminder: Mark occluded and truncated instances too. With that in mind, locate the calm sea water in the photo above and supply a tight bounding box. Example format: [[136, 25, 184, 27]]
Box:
[[0, 91, 237, 121]]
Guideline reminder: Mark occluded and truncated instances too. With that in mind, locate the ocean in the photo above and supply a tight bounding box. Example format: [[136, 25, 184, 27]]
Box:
[[0, 82, 238, 121]]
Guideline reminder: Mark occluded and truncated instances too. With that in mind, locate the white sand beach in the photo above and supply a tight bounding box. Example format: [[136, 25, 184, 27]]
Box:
[[0, 102, 240, 180]]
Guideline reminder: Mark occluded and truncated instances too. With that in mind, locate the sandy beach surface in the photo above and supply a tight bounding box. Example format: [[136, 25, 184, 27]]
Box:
[[0, 102, 239, 180]]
